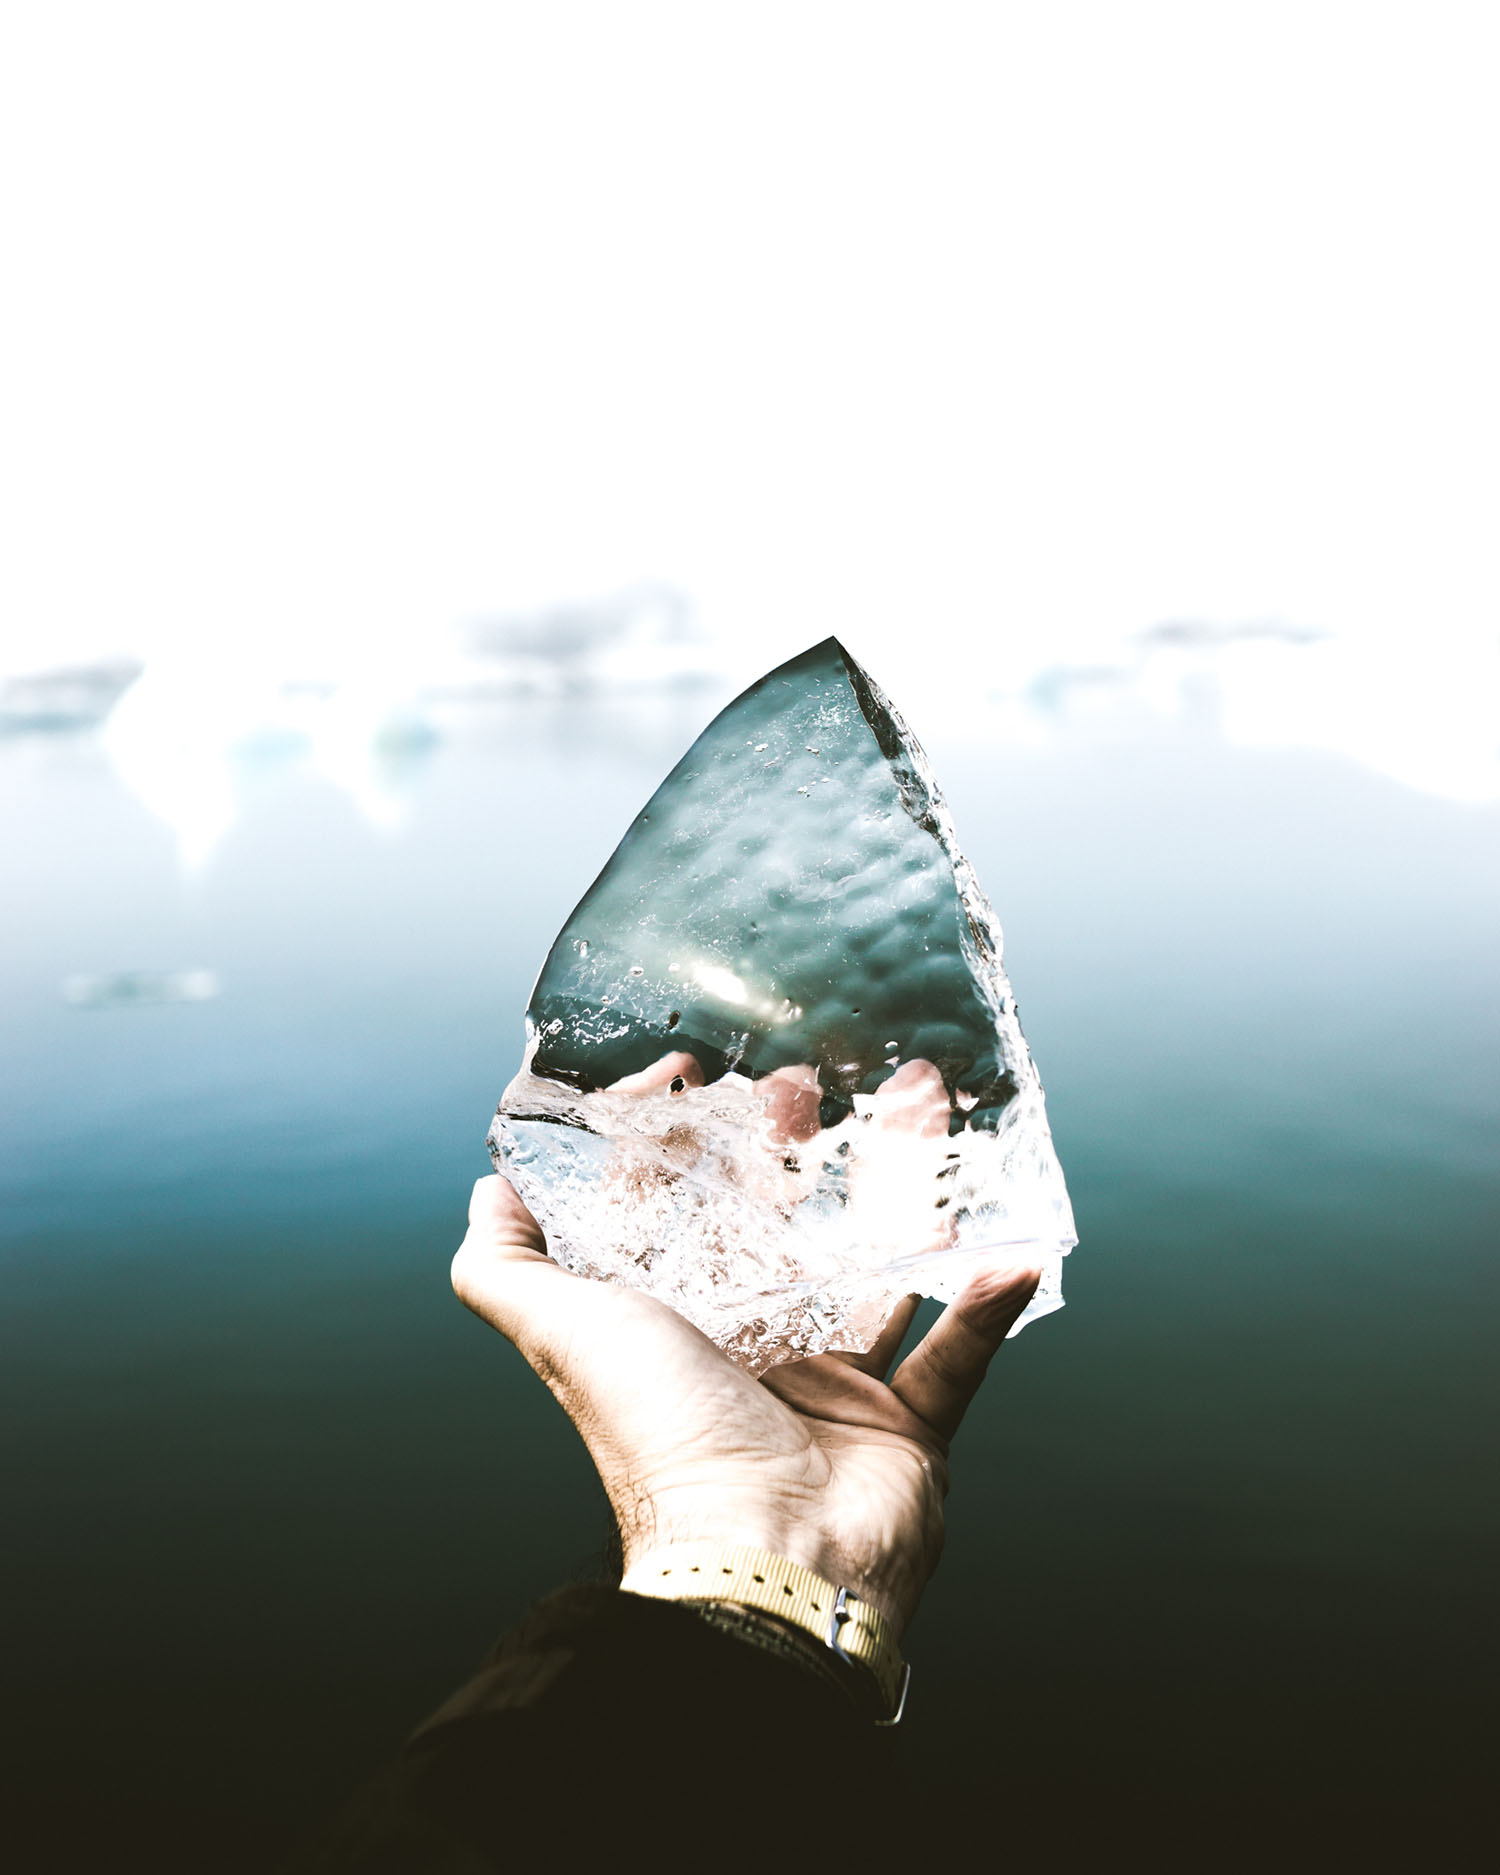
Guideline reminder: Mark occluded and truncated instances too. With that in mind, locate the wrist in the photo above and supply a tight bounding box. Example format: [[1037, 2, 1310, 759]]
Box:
[[677, 1600, 877, 1716], [620, 1540, 910, 1724]]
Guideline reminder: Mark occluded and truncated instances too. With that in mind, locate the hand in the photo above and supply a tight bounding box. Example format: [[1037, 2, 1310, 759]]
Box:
[[452, 1174, 1040, 1633]]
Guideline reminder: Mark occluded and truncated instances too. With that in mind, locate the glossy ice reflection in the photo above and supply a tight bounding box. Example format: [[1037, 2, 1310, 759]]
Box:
[[490, 640, 1075, 1371]]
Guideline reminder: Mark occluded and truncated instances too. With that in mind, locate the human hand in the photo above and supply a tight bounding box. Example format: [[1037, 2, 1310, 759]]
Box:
[[452, 1158, 1039, 1635]]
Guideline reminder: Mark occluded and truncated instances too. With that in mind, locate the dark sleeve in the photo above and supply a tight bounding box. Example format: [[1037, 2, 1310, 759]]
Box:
[[288, 1585, 911, 1870]]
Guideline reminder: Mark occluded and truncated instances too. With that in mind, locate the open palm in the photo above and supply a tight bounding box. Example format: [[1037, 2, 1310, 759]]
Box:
[[452, 1174, 1040, 1631]]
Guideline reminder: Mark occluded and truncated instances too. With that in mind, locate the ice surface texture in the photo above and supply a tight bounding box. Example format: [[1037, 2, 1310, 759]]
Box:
[[489, 638, 1076, 1373]]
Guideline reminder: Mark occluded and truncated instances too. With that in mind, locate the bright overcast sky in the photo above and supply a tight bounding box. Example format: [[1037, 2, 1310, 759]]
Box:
[[2, 1, 1497, 708]]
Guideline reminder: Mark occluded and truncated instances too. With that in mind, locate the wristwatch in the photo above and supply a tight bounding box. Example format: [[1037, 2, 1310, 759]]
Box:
[[620, 1541, 910, 1725]]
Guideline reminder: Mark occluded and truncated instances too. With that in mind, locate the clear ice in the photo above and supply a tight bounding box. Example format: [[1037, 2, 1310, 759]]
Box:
[[489, 638, 1076, 1374]]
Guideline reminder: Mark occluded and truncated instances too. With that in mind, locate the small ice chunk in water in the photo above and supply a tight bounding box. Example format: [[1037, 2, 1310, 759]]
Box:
[[489, 637, 1076, 1374], [64, 968, 221, 1009]]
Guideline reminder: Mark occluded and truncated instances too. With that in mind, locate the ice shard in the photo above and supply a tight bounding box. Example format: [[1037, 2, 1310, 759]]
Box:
[[489, 638, 1076, 1373]]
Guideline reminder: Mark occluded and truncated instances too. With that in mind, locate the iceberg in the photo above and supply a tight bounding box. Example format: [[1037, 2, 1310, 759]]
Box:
[[489, 638, 1075, 1373]]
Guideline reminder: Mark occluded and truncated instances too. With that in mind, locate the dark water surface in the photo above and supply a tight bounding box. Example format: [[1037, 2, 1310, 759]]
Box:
[[3, 695, 1496, 1865]]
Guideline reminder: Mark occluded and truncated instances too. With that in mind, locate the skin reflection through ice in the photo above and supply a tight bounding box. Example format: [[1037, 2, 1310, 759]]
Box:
[[602, 1052, 959, 1280]]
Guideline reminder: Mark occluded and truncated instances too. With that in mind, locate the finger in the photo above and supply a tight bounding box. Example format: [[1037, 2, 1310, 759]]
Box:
[[889, 1263, 1040, 1441], [826, 1293, 922, 1378], [759, 1063, 822, 1144], [607, 1051, 706, 1094], [870, 1058, 949, 1138]]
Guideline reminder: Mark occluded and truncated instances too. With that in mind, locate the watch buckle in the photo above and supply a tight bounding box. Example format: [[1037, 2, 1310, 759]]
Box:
[[827, 1586, 911, 1726]]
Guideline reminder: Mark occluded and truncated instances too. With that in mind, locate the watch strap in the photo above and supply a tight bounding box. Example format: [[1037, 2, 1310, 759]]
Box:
[[620, 1542, 909, 1723]]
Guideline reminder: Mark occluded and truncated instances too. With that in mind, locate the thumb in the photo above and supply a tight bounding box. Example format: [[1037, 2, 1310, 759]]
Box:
[[455, 1172, 550, 1263], [450, 1174, 589, 1365], [450, 1176, 721, 1434]]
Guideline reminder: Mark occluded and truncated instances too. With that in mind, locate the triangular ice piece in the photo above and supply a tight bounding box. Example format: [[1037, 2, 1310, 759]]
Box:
[[490, 638, 1075, 1373]]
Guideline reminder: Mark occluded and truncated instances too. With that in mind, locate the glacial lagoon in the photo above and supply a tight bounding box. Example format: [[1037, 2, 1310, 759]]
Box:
[[1, 661, 1495, 1856]]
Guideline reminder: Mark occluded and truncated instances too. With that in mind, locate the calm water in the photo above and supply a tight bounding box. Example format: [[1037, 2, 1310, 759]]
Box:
[[2, 688, 1496, 1863]]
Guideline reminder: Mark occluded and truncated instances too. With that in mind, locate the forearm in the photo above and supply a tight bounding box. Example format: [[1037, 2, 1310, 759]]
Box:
[[289, 1585, 905, 1869]]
